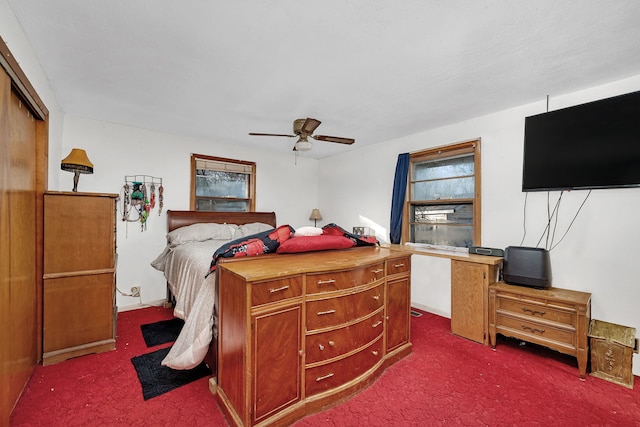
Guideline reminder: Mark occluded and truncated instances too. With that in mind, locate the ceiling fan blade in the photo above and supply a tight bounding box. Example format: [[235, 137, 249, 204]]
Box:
[[312, 135, 355, 145], [249, 132, 296, 137], [300, 118, 321, 135]]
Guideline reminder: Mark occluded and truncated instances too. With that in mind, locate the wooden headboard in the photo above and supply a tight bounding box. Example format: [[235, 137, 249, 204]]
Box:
[[166, 210, 277, 232]]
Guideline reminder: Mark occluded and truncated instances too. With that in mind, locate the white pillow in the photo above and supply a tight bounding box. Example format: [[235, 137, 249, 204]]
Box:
[[294, 226, 323, 237], [167, 223, 237, 244], [237, 222, 275, 237]]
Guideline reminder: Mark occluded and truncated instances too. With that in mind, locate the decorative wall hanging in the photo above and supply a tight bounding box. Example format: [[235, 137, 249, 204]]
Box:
[[121, 175, 163, 232]]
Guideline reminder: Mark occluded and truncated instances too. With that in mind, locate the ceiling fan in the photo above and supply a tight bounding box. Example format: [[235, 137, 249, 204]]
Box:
[[249, 118, 355, 151]]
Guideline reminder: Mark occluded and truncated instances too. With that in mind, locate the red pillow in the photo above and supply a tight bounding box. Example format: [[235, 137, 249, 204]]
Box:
[[276, 235, 356, 254]]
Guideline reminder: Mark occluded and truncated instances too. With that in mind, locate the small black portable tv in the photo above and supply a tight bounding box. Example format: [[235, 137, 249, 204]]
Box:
[[502, 246, 552, 289]]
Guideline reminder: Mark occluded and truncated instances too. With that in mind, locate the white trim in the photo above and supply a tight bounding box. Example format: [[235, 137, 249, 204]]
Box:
[[411, 302, 450, 319], [117, 298, 167, 312]]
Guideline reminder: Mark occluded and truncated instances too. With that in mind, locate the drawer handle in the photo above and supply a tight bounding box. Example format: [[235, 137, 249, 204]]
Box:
[[317, 309, 336, 316], [316, 279, 336, 285], [371, 269, 384, 274], [521, 325, 545, 334], [372, 350, 379, 356], [521, 307, 546, 316], [319, 344, 324, 351], [372, 320, 383, 328], [373, 295, 380, 301], [316, 373, 334, 382], [269, 285, 290, 293], [393, 263, 405, 268], [328, 340, 335, 347]]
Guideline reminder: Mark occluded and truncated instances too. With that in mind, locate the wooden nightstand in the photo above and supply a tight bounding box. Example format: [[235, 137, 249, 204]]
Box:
[[43, 191, 118, 365], [488, 281, 591, 378]]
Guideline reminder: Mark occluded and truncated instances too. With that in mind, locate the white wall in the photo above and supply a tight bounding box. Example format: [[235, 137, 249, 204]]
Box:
[[319, 74, 640, 374], [1, 0, 64, 187], [56, 115, 319, 309]]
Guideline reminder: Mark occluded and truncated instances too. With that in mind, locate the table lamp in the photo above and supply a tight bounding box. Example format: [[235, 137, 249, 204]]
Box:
[[61, 148, 94, 192], [309, 208, 322, 226]]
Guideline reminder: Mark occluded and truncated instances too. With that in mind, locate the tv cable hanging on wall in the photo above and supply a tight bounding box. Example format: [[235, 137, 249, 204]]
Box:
[[520, 94, 592, 251]]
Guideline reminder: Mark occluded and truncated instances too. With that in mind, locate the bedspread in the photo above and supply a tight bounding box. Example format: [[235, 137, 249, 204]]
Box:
[[150, 221, 276, 369], [151, 239, 226, 369]]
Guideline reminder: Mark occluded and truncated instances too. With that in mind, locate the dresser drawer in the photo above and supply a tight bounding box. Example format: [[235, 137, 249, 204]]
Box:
[[251, 276, 303, 307], [307, 263, 385, 294], [496, 297, 575, 326], [386, 257, 410, 276], [306, 284, 384, 331], [495, 312, 576, 347], [305, 336, 383, 397], [305, 310, 384, 364], [498, 290, 578, 312]]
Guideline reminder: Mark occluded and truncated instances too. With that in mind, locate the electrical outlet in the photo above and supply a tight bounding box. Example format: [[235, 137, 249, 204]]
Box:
[[130, 286, 141, 298]]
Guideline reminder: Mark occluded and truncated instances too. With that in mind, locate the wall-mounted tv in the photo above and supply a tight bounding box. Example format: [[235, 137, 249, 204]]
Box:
[[522, 90, 640, 192]]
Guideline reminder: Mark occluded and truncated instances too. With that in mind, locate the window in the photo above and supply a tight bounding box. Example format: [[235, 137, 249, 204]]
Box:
[[190, 154, 256, 212], [402, 139, 481, 248]]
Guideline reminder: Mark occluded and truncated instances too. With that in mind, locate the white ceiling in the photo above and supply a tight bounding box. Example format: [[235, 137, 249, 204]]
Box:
[[8, 1, 640, 159]]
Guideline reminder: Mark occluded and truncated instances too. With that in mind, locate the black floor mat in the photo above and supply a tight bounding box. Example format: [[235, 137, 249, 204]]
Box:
[[131, 346, 212, 400], [140, 318, 184, 347]]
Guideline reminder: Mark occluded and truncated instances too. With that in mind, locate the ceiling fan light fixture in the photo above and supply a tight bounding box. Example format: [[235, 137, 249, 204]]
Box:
[[294, 137, 313, 151], [249, 117, 353, 152]]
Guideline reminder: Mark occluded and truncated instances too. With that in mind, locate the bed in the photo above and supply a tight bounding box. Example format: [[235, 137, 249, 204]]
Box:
[[151, 210, 277, 371]]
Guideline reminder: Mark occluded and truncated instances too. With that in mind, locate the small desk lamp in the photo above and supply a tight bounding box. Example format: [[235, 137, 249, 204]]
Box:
[[309, 208, 322, 227], [61, 148, 94, 192]]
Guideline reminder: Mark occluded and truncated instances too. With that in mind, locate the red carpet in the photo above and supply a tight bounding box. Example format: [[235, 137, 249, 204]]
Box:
[[296, 310, 640, 426], [10, 307, 224, 427], [10, 306, 640, 426]]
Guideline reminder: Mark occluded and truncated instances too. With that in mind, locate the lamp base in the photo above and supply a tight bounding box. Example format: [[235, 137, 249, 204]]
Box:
[[72, 171, 80, 192]]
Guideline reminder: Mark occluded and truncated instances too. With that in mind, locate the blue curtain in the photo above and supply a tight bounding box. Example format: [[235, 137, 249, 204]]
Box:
[[390, 153, 409, 244]]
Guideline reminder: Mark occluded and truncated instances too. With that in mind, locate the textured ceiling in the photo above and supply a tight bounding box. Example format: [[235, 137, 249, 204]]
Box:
[[8, 1, 640, 159]]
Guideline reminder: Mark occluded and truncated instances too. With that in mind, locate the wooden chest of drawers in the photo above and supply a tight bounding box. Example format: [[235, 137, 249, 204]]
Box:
[[488, 282, 591, 378], [43, 191, 118, 365], [215, 247, 411, 426]]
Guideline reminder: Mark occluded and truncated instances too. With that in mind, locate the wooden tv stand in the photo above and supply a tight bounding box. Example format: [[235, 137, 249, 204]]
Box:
[[488, 282, 591, 378]]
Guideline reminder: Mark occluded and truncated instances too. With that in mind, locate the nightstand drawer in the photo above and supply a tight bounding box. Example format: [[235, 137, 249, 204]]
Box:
[[496, 297, 575, 326], [495, 312, 575, 347]]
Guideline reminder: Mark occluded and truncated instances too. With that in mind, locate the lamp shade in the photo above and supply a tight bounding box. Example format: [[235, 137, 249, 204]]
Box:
[[309, 208, 322, 226], [61, 148, 94, 174], [309, 208, 322, 221], [61, 148, 93, 192]]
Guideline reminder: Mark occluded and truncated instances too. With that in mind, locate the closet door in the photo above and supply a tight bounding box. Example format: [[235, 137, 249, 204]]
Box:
[[0, 39, 48, 425]]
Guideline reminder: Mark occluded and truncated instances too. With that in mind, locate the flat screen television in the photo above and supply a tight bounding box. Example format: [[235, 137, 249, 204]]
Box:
[[522, 90, 640, 192]]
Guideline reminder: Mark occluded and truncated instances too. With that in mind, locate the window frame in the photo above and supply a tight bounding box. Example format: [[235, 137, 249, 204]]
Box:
[[402, 139, 481, 247], [190, 153, 256, 212]]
